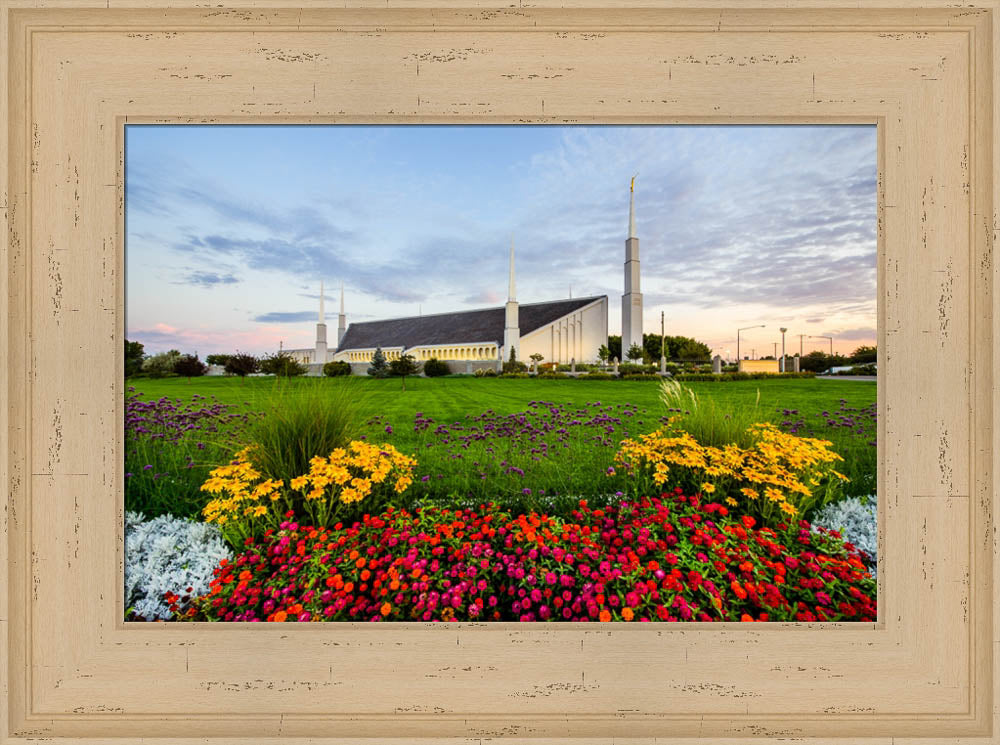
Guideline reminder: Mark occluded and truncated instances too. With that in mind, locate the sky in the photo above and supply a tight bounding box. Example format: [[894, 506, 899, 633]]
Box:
[[125, 124, 877, 360]]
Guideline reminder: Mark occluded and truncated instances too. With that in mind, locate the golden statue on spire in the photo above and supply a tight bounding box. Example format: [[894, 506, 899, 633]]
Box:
[[630, 173, 637, 192]]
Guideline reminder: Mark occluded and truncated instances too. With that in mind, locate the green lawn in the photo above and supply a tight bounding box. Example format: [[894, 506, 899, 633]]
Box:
[[128, 374, 876, 507], [129, 374, 874, 426]]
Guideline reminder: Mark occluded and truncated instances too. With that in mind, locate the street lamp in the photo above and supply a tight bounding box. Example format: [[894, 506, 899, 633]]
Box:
[[779, 327, 787, 372], [736, 324, 765, 365]]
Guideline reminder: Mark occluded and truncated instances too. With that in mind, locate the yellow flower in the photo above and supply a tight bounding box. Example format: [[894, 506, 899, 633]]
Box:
[[290, 476, 308, 490], [725, 497, 738, 506], [701, 482, 716, 494], [779, 502, 798, 516]]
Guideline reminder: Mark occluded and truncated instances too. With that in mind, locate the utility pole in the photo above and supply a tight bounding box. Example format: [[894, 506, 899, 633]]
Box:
[[798, 333, 806, 358]]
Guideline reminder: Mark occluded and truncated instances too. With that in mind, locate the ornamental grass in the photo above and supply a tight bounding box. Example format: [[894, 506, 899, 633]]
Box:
[[178, 489, 875, 623]]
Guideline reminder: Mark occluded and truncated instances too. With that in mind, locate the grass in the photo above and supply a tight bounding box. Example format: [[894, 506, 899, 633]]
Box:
[[130, 375, 874, 429], [128, 375, 877, 513]]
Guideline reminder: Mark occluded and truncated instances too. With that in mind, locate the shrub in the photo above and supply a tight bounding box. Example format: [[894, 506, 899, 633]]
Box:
[[200, 441, 416, 546], [423, 357, 450, 377], [537, 371, 569, 379], [173, 353, 208, 379], [621, 373, 660, 380], [499, 372, 531, 378], [183, 491, 875, 623], [474, 367, 498, 377], [235, 379, 363, 489], [673, 372, 815, 382], [502, 347, 528, 374], [615, 422, 848, 525], [260, 351, 307, 377], [584, 371, 616, 380], [125, 511, 232, 620], [618, 362, 656, 375], [323, 360, 352, 377], [225, 352, 260, 378]]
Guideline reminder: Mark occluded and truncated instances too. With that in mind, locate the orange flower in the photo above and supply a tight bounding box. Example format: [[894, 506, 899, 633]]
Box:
[[599, 609, 612, 622], [272, 611, 288, 622], [380, 602, 392, 617], [621, 608, 634, 621], [740, 614, 754, 622]]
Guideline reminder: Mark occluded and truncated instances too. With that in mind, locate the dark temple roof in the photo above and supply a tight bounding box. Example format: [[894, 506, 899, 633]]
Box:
[[336, 296, 605, 352]]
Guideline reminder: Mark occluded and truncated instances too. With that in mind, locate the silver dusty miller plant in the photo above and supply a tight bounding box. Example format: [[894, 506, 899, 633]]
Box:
[[125, 511, 232, 620], [811, 495, 878, 578]]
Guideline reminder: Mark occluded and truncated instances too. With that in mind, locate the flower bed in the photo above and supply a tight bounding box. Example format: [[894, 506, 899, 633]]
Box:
[[179, 489, 875, 623]]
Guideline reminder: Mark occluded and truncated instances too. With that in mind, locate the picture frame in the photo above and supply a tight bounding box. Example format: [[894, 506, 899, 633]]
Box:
[[1, 1, 996, 742]]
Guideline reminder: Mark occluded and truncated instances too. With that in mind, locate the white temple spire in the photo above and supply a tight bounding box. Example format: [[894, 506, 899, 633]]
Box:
[[622, 176, 643, 357], [508, 234, 516, 302], [337, 280, 347, 346], [315, 280, 328, 364], [628, 173, 638, 238], [504, 234, 520, 360]]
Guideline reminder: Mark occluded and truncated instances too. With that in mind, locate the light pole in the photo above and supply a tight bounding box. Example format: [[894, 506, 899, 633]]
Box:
[[772, 342, 778, 359], [779, 327, 787, 372], [737, 324, 765, 366]]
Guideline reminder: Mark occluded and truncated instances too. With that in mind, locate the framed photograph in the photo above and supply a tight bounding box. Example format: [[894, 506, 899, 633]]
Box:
[[1, 1, 996, 743]]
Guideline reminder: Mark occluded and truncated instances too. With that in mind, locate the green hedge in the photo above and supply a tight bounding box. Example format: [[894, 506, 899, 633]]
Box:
[[672, 372, 817, 382]]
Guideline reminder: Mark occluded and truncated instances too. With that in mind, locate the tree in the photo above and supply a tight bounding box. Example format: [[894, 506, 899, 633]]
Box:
[[323, 360, 352, 377], [388, 353, 421, 390], [125, 340, 145, 377], [849, 345, 877, 364], [423, 357, 450, 377], [206, 353, 231, 367], [260, 351, 306, 377], [173, 353, 208, 381], [596, 345, 609, 364], [528, 352, 544, 372], [675, 337, 711, 360], [502, 346, 527, 374], [607, 335, 622, 362], [142, 349, 181, 378], [224, 352, 260, 380], [626, 343, 644, 362], [798, 350, 846, 372], [367, 347, 389, 378]]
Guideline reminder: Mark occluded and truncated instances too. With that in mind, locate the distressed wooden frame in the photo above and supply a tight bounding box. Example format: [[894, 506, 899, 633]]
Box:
[[1, 1, 997, 742]]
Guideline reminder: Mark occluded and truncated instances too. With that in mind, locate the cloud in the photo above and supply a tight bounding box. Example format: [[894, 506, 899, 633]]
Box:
[[825, 326, 876, 341], [253, 311, 319, 323], [464, 290, 502, 305], [177, 270, 240, 288]]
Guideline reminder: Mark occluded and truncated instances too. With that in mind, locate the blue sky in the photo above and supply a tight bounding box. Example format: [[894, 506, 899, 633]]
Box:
[[126, 124, 877, 359]]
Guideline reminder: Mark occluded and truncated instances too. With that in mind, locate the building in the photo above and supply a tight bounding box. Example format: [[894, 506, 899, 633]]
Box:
[[285, 182, 641, 374]]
